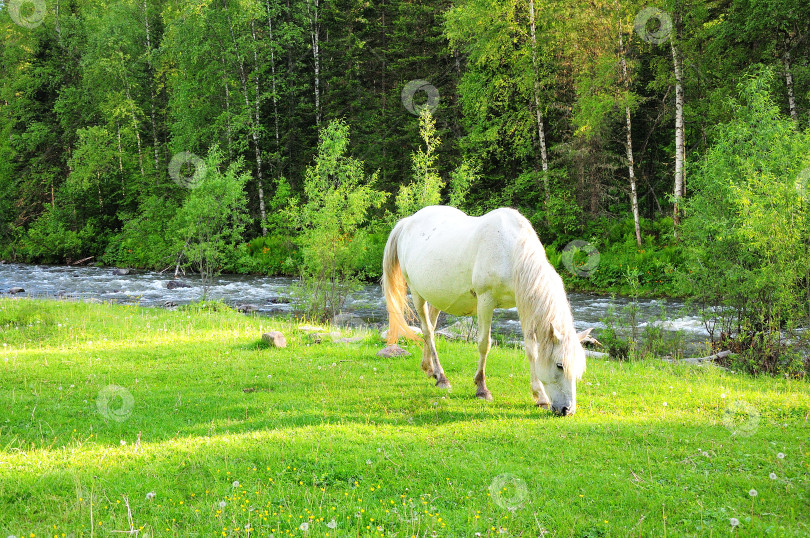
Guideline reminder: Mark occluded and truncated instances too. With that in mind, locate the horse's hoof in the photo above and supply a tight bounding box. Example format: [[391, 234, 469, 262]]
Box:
[[476, 391, 493, 401], [435, 379, 452, 389]]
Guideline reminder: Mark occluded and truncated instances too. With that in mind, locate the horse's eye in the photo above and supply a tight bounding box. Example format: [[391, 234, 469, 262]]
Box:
[[556, 362, 564, 370]]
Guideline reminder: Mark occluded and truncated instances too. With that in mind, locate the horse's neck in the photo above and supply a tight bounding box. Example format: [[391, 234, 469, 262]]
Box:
[[514, 241, 565, 334]]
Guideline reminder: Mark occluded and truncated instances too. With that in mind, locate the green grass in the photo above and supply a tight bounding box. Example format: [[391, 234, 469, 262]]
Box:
[[0, 298, 807, 537]]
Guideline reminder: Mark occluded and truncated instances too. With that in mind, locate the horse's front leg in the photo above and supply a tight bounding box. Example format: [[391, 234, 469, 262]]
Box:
[[474, 295, 494, 401], [413, 293, 450, 389], [526, 338, 551, 408]]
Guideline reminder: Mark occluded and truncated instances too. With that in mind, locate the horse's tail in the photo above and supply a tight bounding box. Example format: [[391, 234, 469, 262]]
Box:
[[382, 221, 420, 345]]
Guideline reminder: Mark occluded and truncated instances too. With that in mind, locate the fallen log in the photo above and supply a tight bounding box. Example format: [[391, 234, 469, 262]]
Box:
[[664, 350, 731, 366], [70, 256, 94, 265]]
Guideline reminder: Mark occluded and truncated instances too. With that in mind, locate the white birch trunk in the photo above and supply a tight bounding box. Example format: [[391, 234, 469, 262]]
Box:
[[784, 48, 798, 124], [116, 122, 124, 173], [307, 0, 322, 127], [619, 28, 642, 246], [266, 1, 281, 148], [527, 0, 550, 211], [124, 84, 145, 177], [143, 0, 160, 173], [220, 55, 233, 159], [224, 1, 268, 235], [670, 34, 684, 232]]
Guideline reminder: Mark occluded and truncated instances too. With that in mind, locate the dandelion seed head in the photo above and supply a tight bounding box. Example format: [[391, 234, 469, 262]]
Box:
[[749, 489, 757, 497], [730, 517, 739, 527]]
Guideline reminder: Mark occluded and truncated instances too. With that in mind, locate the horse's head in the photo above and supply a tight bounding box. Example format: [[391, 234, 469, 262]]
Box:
[[529, 327, 593, 416]]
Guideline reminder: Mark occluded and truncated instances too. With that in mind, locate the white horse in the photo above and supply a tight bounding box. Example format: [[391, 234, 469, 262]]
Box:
[[382, 205, 593, 416]]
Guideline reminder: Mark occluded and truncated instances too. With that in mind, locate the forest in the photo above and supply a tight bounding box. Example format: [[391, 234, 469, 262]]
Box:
[[1, 0, 809, 374]]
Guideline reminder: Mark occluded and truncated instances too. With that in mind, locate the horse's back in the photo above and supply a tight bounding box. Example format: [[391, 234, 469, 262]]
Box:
[[395, 206, 540, 314]]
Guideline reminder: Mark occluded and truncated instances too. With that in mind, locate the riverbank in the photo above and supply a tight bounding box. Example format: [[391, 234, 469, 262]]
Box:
[[1, 298, 807, 536], [0, 262, 711, 351]]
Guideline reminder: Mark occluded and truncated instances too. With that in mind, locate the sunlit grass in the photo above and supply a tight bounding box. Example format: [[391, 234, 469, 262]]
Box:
[[0, 297, 807, 537]]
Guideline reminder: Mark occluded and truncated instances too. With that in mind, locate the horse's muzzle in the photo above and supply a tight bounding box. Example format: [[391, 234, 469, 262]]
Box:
[[552, 405, 574, 416]]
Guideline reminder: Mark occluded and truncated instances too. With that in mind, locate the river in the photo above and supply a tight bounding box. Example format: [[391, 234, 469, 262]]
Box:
[[0, 263, 710, 352]]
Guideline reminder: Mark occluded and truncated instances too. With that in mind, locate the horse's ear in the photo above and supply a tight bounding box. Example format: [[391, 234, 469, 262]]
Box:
[[551, 324, 564, 343], [578, 328, 602, 346], [577, 328, 593, 340]]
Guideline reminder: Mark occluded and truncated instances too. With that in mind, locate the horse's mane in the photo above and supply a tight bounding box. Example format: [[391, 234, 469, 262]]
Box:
[[513, 236, 586, 380]]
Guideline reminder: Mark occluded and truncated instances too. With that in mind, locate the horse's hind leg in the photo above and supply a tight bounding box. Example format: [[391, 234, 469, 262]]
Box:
[[474, 295, 495, 401], [413, 292, 451, 389]]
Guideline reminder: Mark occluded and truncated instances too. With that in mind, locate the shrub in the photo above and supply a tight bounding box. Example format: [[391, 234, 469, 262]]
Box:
[[173, 146, 251, 294], [290, 120, 387, 321], [679, 67, 810, 377], [245, 235, 300, 276], [395, 110, 443, 218]]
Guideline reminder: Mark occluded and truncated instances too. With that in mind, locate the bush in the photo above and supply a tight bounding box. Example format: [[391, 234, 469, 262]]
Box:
[[395, 109, 444, 218], [552, 216, 683, 296], [290, 120, 387, 321], [679, 67, 810, 377], [103, 196, 180, 269], [245, 235, 300, 276], [18, 206, 104, 263], [172, 146, 251, 292]]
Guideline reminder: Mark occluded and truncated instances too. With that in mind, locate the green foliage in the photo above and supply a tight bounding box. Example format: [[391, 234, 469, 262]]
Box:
[[395, 110, 444, 217], [104, 195, 180, 269], [245, 234, 300, 275], [530, 183, 583, 242], [178, 300, 235, 314], [173, 146, 251, 292], [551, 216, 682, 296], [106, 146, 250, 286], [291, 119, 387, 321], [16, 206, 101, 264], [680, 68, 810, 377], [447, 159, 479, 210]]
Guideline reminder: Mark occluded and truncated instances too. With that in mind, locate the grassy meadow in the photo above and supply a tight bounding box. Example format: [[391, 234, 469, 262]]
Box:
[[0, 298, 807, 537]]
